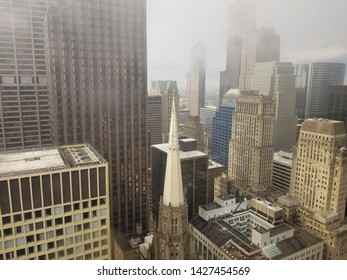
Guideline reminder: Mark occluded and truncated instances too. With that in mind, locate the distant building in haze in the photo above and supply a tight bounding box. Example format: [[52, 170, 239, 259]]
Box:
[[327, 85, 347, 131], [239, 27, 280, 90], [251, 61, 297, 152], [293, 64, 309, 119], [150, 80, 179, 143], [187, 42, 206, 117], [305, 63, 346, 119], [219, 0, 256, 102]]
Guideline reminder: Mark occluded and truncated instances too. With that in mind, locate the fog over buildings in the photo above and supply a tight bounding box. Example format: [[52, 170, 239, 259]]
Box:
[[147, 0, 347, 92]]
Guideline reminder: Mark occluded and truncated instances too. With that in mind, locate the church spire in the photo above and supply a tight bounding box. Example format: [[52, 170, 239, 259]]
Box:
[[162, 100, 184, 207]]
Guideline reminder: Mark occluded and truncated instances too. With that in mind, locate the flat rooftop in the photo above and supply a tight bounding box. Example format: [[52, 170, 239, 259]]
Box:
[[0, 144, 106, 177], [0, 148, 65, 176], [152, 143, 207, 159]]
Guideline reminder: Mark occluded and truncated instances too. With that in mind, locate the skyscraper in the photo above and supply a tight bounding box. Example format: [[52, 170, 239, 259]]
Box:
[[293, 64, 309, 119], [186, 42, 206, 117], [219, 0, 256, 102], [155, 102, 189, 260], [200, 106, 216, 152], [0, 0, 56, 151], [150, 80, 179, 143], [305, 62, 346, 119], [288, 119, 347, 259], [228, 93, 274, 195], [44, 0, 149, 234], [327, 85, 347, 131], [251, 61, 297, 152], [239, 27, 280, 90]]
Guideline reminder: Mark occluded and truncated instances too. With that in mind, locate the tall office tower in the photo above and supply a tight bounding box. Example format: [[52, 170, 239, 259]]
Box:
[[0, 0, 56, 151], [219, 0, 256, 103], [0, 144, 111, 260], [151, 137, 208, 221], [150, 81, 179, 143], [327, 85, 347, 131], [155, 103, 189, 260], [200, 106, 216, 152], [293, 64, 309, 119], [288, 119, 347, 259], [251, 61, 297, 152], [229, 93, 274, 195], [147, 95, 162, 146], [211, 90, 238, 170], [305, 62, 346, 119], [44, 0, 149, 234], [238, 27, 280, 90], [186, 42, 206, 117], [182, 116, 205, 152]]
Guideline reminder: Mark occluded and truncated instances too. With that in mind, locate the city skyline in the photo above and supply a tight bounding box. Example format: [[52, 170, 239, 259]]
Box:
[[147, 0, 347, 93]]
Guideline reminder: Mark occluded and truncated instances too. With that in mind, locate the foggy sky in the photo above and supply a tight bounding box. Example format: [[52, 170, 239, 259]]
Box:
[[147, 0, 347, 94]]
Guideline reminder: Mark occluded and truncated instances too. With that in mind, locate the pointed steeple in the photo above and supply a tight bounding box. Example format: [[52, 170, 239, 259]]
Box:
[[162, 100, 185, 207]]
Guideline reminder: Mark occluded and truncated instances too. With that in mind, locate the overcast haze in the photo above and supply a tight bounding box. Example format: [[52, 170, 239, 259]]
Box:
[[147, 0, 347, 94]]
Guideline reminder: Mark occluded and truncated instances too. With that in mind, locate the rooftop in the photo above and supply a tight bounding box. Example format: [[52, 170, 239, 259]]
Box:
[[0, 144, 105, 177], [302, 118, 346, 136], [0, 148, 65, 176], [153, 143, 207, 159]]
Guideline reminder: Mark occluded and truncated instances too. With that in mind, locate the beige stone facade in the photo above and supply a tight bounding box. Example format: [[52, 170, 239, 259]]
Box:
[[228, 93, 274, 195], [286, 119, 347, 259]]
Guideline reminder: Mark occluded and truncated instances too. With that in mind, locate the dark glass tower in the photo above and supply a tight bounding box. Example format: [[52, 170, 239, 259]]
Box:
[[0, 0, 56, 151], [44, 0, 149, 234]]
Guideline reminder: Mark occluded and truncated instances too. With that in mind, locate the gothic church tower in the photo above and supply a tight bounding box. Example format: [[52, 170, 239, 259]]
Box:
[[155, 101, 189, 260]]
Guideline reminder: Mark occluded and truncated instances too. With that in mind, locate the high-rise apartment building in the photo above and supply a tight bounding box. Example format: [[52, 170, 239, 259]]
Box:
[[44, 0, 149, 234], [239, 27, 280, 90], [327, 85, 347, 131], [219, 0, 256, 102], [147, 95, 162, 146], [186, 42, 206, 117], [155, 102, 189, 260], [251, 61, 297, 152], [0, 144, 111, 260], [229, 93, 274, 195], [0, 0, 56, 151], [305, 63, 346, 119], [150, 80, 179, 143], [287, 119, 347, 259]]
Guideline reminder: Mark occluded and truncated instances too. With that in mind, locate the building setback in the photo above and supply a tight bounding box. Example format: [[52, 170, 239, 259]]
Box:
[[0, 144, 111, 260], [44, 0, 149, 234], [0, 0, 56, 151]]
